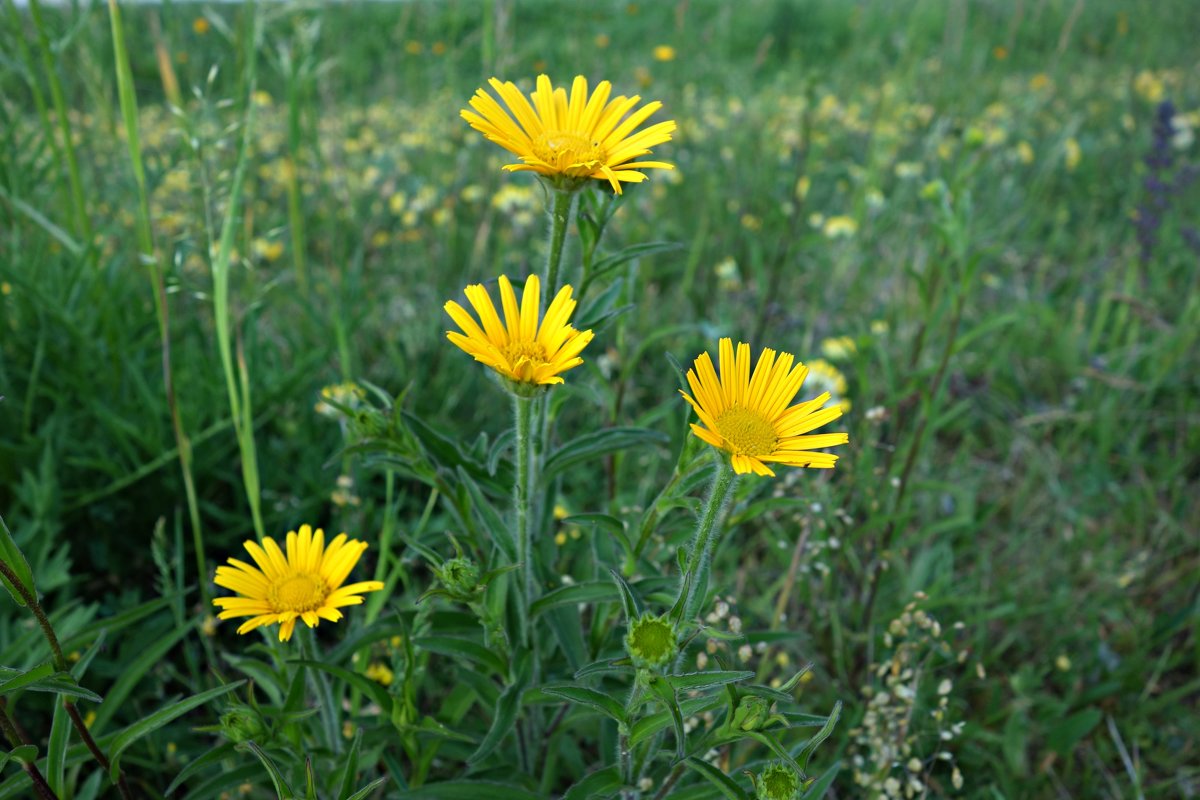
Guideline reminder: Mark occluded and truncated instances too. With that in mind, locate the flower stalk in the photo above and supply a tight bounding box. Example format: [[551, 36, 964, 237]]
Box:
[[0, 559, 133, 800], [545, 189, 575, 296], [512, 394, 536, 646], [680, 460, 738, 621]]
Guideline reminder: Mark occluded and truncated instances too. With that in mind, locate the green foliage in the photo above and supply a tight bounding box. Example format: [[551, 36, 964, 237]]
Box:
[[0, 0, 1198, 798]]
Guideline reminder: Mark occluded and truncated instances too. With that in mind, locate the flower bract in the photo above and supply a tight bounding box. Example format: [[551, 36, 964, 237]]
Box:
[[680, 338, 849, 476], [444, 274, 593, 388], [213, 525, 384, 641], [462, 74, 675, 194], [625, 613, 677, 669]]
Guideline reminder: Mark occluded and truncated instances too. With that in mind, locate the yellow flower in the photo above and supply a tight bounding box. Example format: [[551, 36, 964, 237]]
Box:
[[653, 45, 676, 62], [820, 336, 857, 360], [444, 274, 593, 386], [680, 338, 849, 476], [365, 662, 394, 686], [595, 33, 611, 49], [805, 359, 851, 413], [1064, 138, 1081, 171], [192, 17, 210, 35], [992, 45, 1008, 60], [822, 215, 858, 238], [213, 525, 384, 642], [461, 74, 676, 194]]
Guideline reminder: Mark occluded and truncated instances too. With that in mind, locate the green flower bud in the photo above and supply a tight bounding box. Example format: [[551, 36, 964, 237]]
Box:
[[625, 613, 677, 669], [732, 696, 770, 731], [754, 761, 800, 800], [437, 557, 480, 597], [219, 707, 266, 744]]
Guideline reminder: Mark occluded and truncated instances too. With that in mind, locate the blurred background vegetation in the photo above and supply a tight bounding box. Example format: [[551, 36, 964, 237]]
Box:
[[1, 0, 1197, 797]]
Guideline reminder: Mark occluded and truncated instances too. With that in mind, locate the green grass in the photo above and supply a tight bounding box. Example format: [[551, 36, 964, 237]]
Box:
[[1, 0, 1198, 797]]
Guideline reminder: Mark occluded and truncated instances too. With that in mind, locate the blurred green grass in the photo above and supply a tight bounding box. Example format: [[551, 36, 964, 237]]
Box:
[[1, 0, 1198, 796]]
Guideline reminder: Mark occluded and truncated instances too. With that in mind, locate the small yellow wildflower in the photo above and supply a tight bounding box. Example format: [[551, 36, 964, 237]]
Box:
[[595, 34, 611, 49], [794, 175, 811, 199], [1, 282, 11, 296], [821, 336, 857, 360], [1016, 141, 1035, 164], [1055, 654, 1071, 672], [444, 275, 593, 387], [405, 41, 423, 55], [213, 525, 384, 642], [252, 238, 284, 263], [822, 215, 858, 238], [252, 90, 273, 107], [1029, 73, 1051, 92], [432, 41, 446, 56], [365, 662, 394, 686], [653, 45, 676, 62], [462, 74, 676, 194], [554, 531, 568, 546], [992, 45, 1008, 60], [192, 17, 210, 35], [679, 338, 849, 476], [1064, 138, 1081, 171], [1133, 71, 1165, 104]]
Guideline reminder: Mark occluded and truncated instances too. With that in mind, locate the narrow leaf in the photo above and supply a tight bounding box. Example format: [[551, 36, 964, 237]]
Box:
[[683, 757, 750, 800], [544, 428, 669, 480], [541, 684, 626, 724], [0, 514, 35, 607], [664, 671, 755, 693]]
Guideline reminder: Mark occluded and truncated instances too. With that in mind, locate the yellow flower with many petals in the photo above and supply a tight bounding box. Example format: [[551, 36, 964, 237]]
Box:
[[461, 74, 675, 194], [680, 338, 848, 476], [445, 274, 593, 387], [213, 525, 383, 642]]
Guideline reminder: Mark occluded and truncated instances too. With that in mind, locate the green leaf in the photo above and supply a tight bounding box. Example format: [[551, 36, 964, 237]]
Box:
[[648, 678, 687, 759], [544, 428, 669, 481], [46, 700, 69, 795], [800, 762, 840, 799], [165, 742, 237, 795], [91, 619, 196, 734], [7, 745, 36, 766], [561, 765, 621, 800], [746, 731, 803, 776], [797, 701, 841, 771], [290, 660, 393, 714], [541, 684, 626, 724], [467, 669, 526, 768], [609, 569, 642, 622], [0, 514, 35, 607], [337, 728, 364, 799], [531, 581, 617, 616], [240, 741, 293, 800], [345, 777, 389, 800], [683, 757, 750, 800], [0, 665, 102, 703], [631, 695, 723, 746], [573, 659, 633, 680], [458, 467, 517, 564], [107, 681, 243, 784], [591, 241, 682, 280], [0, 662, 54, 695], [665, 671, 755, 693], [1046, 707, 1103, 755], [413, 636, 507, 676], [397, 780, 542, 799]]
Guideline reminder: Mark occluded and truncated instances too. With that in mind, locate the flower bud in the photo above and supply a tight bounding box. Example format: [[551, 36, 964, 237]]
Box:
[[624, 613, 677, 669], [754, 761, 800, 800], [219, 707, 266, 744]]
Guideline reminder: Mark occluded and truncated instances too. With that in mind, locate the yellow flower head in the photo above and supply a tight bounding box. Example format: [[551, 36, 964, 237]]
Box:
[[461, 74, 676, 194], [213, 525, 384, 642], [680, 338, 849, 476], [445, 274, 593, 387]]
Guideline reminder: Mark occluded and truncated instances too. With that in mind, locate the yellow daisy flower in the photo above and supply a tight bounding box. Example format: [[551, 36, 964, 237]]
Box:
[[213, 525, 383, 642], [444, 274, 593, 387], [461, 74, 675, 194], [680, 338, 849, 476]]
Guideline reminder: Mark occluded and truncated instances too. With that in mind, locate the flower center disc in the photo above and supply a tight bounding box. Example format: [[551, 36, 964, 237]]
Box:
[[715, 406, 778, 456], [502, 340, 549, 372], [271, 573, 327, 613], [532, 131, 605, 175]]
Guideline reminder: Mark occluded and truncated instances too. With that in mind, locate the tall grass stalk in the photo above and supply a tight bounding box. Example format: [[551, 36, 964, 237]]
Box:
[[26, 0, 91, 243], [211, 6, 267, 541], [107, 0, 208, 605]]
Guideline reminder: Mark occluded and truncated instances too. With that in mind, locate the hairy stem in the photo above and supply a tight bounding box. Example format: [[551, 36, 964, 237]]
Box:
[[544, 189, 575, 296], [679, 460, 738, 621]]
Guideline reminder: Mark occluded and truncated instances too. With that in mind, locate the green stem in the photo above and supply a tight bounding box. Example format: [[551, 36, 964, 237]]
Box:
[[680, 460, 738, 621], [544, 190, 575, 296], [513, 395, 535, 647], [27, 0, 90, 243], [299, 628, 340, 753], [0, 559, 133, 800], [0, 703, 57, 800], [108, 0, 209, 606]]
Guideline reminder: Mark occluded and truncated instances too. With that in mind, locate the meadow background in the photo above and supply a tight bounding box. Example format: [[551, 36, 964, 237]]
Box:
[[1, 0, 1198, 797]]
